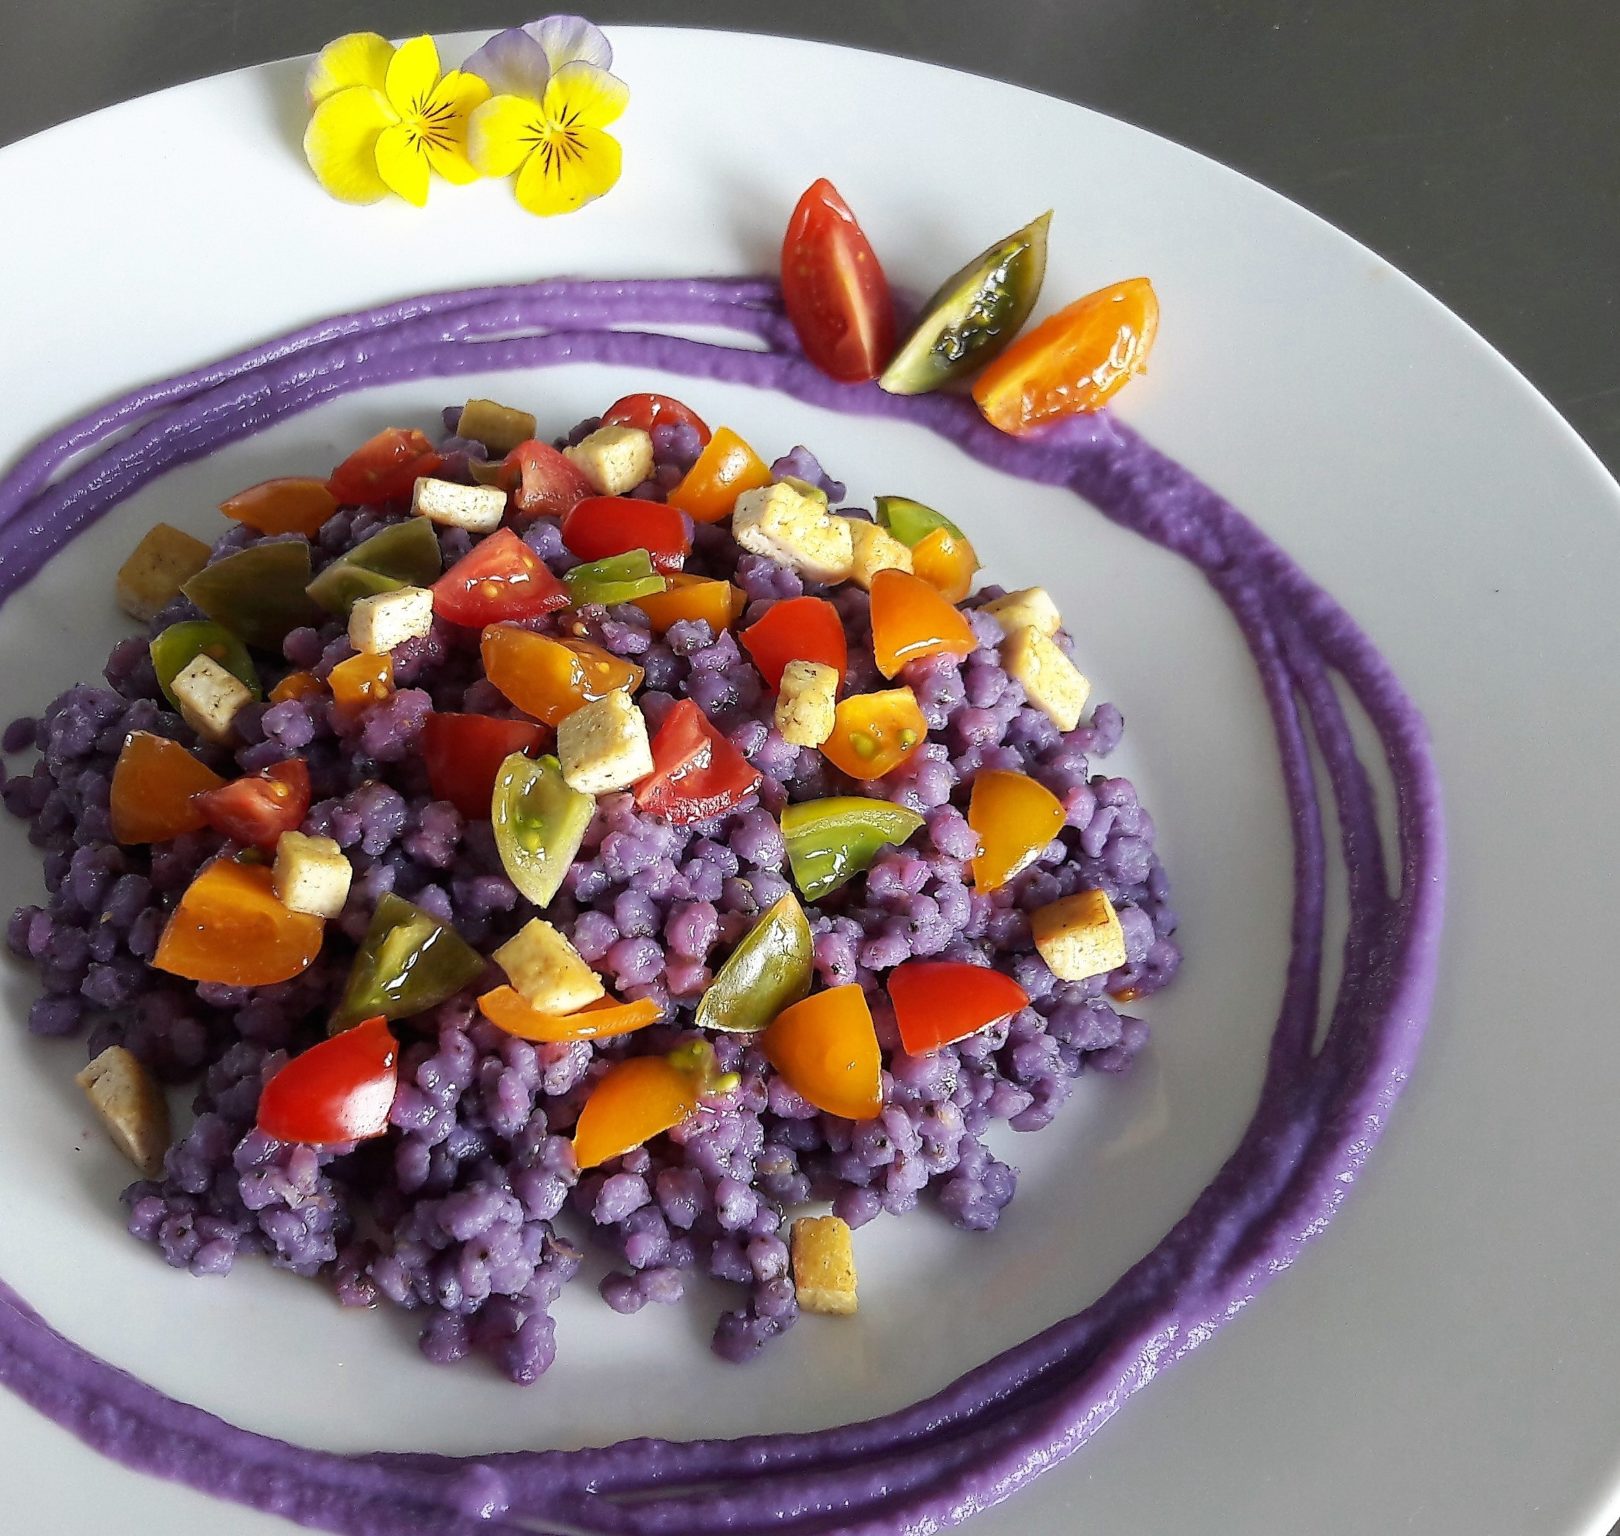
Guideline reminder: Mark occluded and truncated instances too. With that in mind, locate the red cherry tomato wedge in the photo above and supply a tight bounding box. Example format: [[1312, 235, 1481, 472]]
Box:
[[422, 713, 549, 819], [431, 528, 570, 627], [194, 758, 311, 850], [740, 596, 848, 692], [635, 700, 762, 825], [327, 428, 443, 506], [888, 960, 1030, 1056], [601, 393, 712, 447], [561, 497, 691, 573], [781, 178, 896, 383], [501, 439, 595, 518], [257, 1015, 399, 1144]]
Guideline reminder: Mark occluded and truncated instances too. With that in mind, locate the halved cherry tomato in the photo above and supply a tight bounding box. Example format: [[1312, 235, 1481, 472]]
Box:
[[500, 440, 595, 519], [602, 393, 712, 446], [219, 477, 338, 538], [422, 713, 548, 819], [869, 568, 976, 678], [257, 1015, 398, 1144], [561, 496, 690, 573], [327, 428, 443, 506], [740, 596, 847, 692], [781, 178, 896, 383], [109, 731, 226, 845], [820, 688, 927, 780], [572, 1055, 701, 1169], [968, 769, 1065, 892], [153, 859, 325, 986], [481, 625, 643, 726], [911, 526, 980, 604], [632, 573, 746, 635], [269, 670, 325, 705], [665, 427, 774, 523], [888, 960, 1029, 1056], [760, 984, 882, 1120], [479, 989, 660, 1043], [431, 527, 570, 627], [634, 700, 762, 825], [329, 652, 393, 724], [973, 277, 1160, 435], [194, 758, 311, 850]]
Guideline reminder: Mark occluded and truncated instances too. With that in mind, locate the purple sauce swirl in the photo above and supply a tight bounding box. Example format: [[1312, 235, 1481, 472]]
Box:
[[0, 277, 1444, 1534]]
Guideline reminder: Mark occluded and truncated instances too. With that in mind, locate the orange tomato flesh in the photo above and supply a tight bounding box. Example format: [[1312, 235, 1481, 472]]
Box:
[[968, 769, 1066, 891], [153, 860, 324, 986], [869, 568, 976, 678], [666, 427, 774, 523], [632, 573, 746, 635], [219, 477, 338, 538], [910, 527, 980, 604], [481, 625, 643, 726], [572, 1056, 700, 1169], [329, 652, 393, 723], [820, 688, 928, 779], [760, 984, 882, 1121], [109, 731, 226, 845], [480, 988, 661, 1043], [270, 670, 325, 704]]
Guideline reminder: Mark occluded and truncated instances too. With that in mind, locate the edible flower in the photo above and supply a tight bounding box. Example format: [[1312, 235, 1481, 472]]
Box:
[[465, 16, 629, 216]]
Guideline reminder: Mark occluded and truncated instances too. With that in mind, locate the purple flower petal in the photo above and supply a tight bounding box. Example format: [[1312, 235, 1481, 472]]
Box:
[[531, 15, 612, 71], [463, 27, 552, 100]]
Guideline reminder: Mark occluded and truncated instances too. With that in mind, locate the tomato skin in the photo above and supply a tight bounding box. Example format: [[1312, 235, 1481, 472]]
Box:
[[194, 759, 311, 850], [219, 477, 338, 538], [422, 713, 548, 820], [665, 428, 774, 523], [561, 497, 691, 573], [257, 1015, 398, 1144], [635, 700, 762, 825], [109, 732, 226, 845], [740, 596, 848, 691], [968, 769, 1065, 892], [781, 178, 896, 383], [503, 440, 595, 519], [601, 394, 712, 447], [868, 567, 977, 679], [481, 626, 643, 726], [153, 860, 325, 987], [479, 989, 660, 1043], [572, 1056, 700, 1169], [760, 984, 882, 1120], [633, 573, 746, 635], [327, 428, 443, 506], [820, 688, 928, 780], [431, 528, 571, 627], [888, 960, 1030, 1055]]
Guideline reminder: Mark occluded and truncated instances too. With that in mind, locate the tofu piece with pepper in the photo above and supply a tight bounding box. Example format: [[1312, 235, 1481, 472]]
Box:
[[348, 584, 434, 654], [844, 518, 913, 590], [558, 689, 654, 795], [115, 523, 212, 622], [1002, 626, 1091, 732], [75, 1046, 170, 1177], [981, 586, 1062, 639], [272, 830, 353, 918], [791, 1214, 858, 1316], [170, 653, 253, 744], [1031, 888, 1127, 982], [563, 425, 655, 495], [412, 476, 506, 533], [775, 660, 839, 748], [494, 918, 605, 1013], [456, 397, 537, 456], [732, 483, 854, 585]]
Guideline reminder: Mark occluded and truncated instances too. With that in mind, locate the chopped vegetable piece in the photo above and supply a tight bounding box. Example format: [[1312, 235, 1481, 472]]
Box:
[[565, 550, 668, 607], [968, 769, 1064, 891], [1031, 888, 1127, 981], [491, 752, 593, 905], [109, 731, 225, 844], [154, 859, 324, 986], [306, 518, 444, 616], [761, 984, 882, 1120], [740, 596, 848, 692], [480, 625, 643, 726], [910, 526, 980, 604], [781, 796, 925, 901], [171, 655, 254, 744], [634, 700, 762, 825], [272, 830, 353, 918], [791, 1214, 858, 1315], [327, 427, 443, 506], [559, 690, 655, 796], [501, 439, 595, 518], [666, 426, 773, 522], [331, 893, 485, 1032], [327, 651, 393, 724], [572, 1055, 700, 1169], [269, 670, 324, 704], [182, 542, 322, 650], [879, 211, 1051, 395], [631, 572, 745, 635], [872, 495, 967, 546], [220, 477, 338, 538], [194, 758, 311, 850], [601, 393, 712, 447], [431, 526, 570, 627], [869, 567, 977, 678], [479, 989, 660, 1043], [775, 659, 839, 748], [116, 523, 212, 622], [820, 688, 928, 780], [257, 1015, 398, 1144], [973, 276, 1160, 434], [150, 620, 259, 711], [564, 426, 655, 496], [560, 496, 690, 573], [781, 177, 896, 383], [76, 1046, 170, 1177], [493, 918, 604, 1013], [695, 893, 813, 1034], [456, 398, 537, 457], [423, 714, 548, 820], [888, 959, 1030, 1055]]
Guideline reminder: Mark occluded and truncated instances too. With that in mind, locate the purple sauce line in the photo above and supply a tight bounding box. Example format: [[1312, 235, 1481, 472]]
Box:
[[0, 278, 1444, 1536]]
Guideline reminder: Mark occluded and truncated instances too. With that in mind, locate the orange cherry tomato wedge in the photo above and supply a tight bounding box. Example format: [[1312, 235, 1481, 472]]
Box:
[[219, 477, 338, 538], [573, 1056, 701, 1169], [327, 428, 443, 506], [973, 277, 1159, 435], [479, 989, 661, 1043], [328, 652, 393, 724], [869, 568, 976, 678], [968, 769, 1066, 892], [666, 427, 774, 523], [781, 178, 896, 383], [632, 573, 746, 635], [257, 1015, 398, 1144], [760, 984, 882, 1121], [480, 625, 643, 726], [154, 859, 325, 986], [269, 670, 325, 704], [820, 688, 928, 780], [910, 526, 980, 605], [602, 394, 712, 447], [109, 731, 226, 845], [740, 595, 847, 691], [888, 960, 1029, 1055]]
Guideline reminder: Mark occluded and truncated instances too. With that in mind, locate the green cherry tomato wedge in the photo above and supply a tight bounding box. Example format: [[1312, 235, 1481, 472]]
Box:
[[182, 542, 322, 651], [306, 519, 444, 616], [781, 797, 926, 902], [149, 620, 260, 710], [257, 1015, 399, 1144], [491, 752, 594, 908], [872, 495, 967, 547], [331, 893, 485, 1033], [694, 893, 813, 1034], [878, 211, 1051, 395], [564, 550, 669, 607]]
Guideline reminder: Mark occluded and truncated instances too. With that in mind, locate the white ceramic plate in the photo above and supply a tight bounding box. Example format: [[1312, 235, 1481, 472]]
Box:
[[1, 27, 1616, 1536]]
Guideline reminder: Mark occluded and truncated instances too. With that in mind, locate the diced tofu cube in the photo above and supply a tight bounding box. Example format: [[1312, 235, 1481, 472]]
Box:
[[75, 1046, 170, 1177], [115, 523, 212, 621], [845, 518, 913, 590], [171, 653, 253, 744], [563, 426, 655, 495], [732, 484, 854, 585], [1003, 626, 1090, 732], [272, 830, 353, 918], [981, 586, 1062, 639], [791, 1215, 858, 1316], [456, 397, 537, 456], [775, 660, 838, 748], [494, 918, 605, 1013], [348, 584, 434, 654], [558, 689, 654, 795], [1031, 888, 1127, 982], [412, 476, 507, 533]]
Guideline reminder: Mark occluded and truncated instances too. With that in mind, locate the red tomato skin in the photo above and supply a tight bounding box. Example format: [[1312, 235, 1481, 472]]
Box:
[[328, 429, 443, 506], [505, 440, 594, 518], [194, 759, 311, 850], [601, 394, 712, 447], [635, 700, 762, 825], [888, 960, 1030, 1055], [422, 713, 548, 819], [431, 528, 571, 626], [561, 497, 691, 574], [257, 1016, 399, 1144], [740, 596, 848, 691], [780, 179, 896, 383]]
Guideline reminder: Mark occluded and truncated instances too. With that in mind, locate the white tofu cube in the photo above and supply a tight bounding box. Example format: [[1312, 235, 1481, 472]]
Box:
[[981, 586, 1063, 639], [494, 919, 605, 1013], [775, 660, 838, 748], [1032, 889, 1128, 982], [75, 1046, 170, 1177], [791, 1215, 858, 1315], [563, 426, 655, 495], [347, 585, 434, 654], [845, 518, 913, 590], [731, 483, 854, 585], [1002, 626, 1091, 732], [115, 523, 212, 622], [558, 690, 654, 795], [412, 476, 507, 533], [171, 654, 253, 744], [272, 830, 353, 918], [456, 398, 537, 456]]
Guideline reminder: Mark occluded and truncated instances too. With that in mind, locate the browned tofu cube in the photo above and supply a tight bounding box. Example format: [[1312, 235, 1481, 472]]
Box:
[[115, 523, 212, 621], [791, 1214, 858, 1315]]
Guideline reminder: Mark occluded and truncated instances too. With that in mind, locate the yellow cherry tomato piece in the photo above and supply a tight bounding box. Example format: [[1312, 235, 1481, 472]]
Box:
[[480, 625, 644, 726], [108, 731, 226, 845], [328, 652, 393, 724], [154, 860, 324, 986], [869, 567, 976, 679], [479, 989, 661, 1043], [269, 670, 325, 704], [760, 984, 882, 1121], [820, 688, 928, 780], [572, 1056, 701, 1169], [219, 477, 338, 538], [632, 573, 747, 635], [968, 769, 1066, 891], [666, 427, 775, 523], [910, 526, 980, 604]]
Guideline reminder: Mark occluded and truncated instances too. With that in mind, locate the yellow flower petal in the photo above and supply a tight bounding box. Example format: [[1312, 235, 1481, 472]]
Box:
[[541, 62, 629, 131], [303, 87, 396, 204], [384, 34, 443, 117], [468, 94, 546, 179], [305, 32, 394, 108], [513, 124, 622, 217], [373, 122, 432, 207], [424, 133, 481, 187], [431, 69, 493, 121]]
